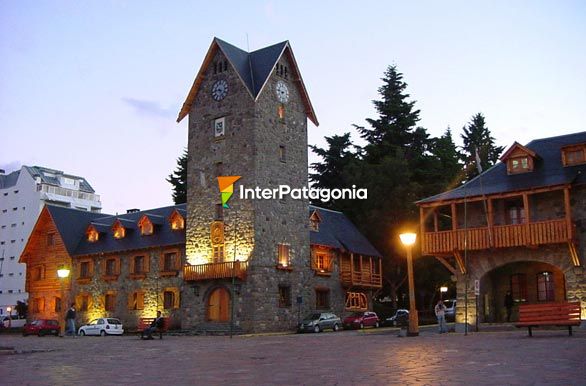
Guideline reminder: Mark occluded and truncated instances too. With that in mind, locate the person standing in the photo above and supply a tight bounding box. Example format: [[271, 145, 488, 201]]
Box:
[[435, 299, 447, 333], [65, 303, 76, 336], [505, 291, 514, 322]]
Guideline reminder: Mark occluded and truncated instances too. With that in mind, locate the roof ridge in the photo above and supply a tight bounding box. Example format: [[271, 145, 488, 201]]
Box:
[[309, 205, 343, 214]]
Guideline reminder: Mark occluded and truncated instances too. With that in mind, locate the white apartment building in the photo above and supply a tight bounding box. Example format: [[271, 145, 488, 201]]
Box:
[[0, 166, 102, 316]]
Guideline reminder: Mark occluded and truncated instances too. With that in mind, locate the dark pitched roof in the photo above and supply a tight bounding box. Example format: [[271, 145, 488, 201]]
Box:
[[0, 169, 20, 189], [24, 165, 96, 193], [177, 37, 318, 125], [418, 131, 586, 204], [74, 204, 186, 256], [309, 205, 382, 257], [46, 206, 105, 256]]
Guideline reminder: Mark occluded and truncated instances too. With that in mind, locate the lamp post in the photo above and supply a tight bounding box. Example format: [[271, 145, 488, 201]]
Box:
[[399, 232, 418, 337], [57, 266, 70, 336], [6, 306, 12, 328], [440, 286, 448, 301]]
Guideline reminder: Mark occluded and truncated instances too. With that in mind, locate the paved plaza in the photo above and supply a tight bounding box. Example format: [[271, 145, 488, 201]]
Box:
[[1, 328, 585, 385]]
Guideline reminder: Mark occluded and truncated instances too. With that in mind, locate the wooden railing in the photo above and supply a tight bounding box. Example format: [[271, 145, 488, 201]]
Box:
[[183, 261, 248, 281], [339, 269, 382, 288], [422, 219, 570, 255]]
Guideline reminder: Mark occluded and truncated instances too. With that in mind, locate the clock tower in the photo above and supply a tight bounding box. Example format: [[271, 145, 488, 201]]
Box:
[[177, 38, 320, 332]]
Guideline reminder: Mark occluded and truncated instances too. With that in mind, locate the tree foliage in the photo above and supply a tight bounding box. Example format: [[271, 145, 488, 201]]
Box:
[[167, 148, 188, 205], [460, 113, 505, 180]]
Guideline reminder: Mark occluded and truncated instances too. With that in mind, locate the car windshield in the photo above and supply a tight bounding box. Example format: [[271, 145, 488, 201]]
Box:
[[444, 300, 455, 308], [89, 319, 98, 325], [31, 320, 41, 326], [304, 313, 321, 321]]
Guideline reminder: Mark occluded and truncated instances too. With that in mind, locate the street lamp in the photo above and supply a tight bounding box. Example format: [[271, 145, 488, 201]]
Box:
[[6, 306, 12, 328], [57, 266, 70, 336], [399, 232, 418, 337], [440, 286, 448, 301]]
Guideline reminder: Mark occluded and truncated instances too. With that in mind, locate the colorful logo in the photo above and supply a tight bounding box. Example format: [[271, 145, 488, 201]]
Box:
[[217, 176, 241, 208]]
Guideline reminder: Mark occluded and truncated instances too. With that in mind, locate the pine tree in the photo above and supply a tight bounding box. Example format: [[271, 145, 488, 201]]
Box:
[[427, 128, 464, 193], [167, 148, 188, 204], [460, 113, 504, 180]]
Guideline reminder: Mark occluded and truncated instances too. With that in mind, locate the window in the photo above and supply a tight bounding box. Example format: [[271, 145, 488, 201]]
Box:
[[278, 104, 285, 121], [32, 266, 44, 281], [32, 297, 45, 313], [309, 210, 321, 232], [163, 252, 178, 272], [47, 233, 55, 246], [510, 157, 529, 173], [128, 291, 144, 310], [139, 217, 154, 236], [79, 261, 91, 279], [316, 288, 330, 309], [510, 273, 527, 301], [275, 63, 288, 78], [313, 252, 331, 274], [105, 293, 116, 312], [562, 144, 586, 166], [213, 245, 225, 263], [105, 258, 118, 277], [163, 288, 180, 309], [279, 145, 286, 162], [277, 244, 290, 268], [132, 255, 146, 274], [55, 297, 62, 312], [278, 285, 291, 308], [169, 211, 185, 230], [78, 294, 90, 312], [537, 272, 555, 302], [113, 222, 125, 239]]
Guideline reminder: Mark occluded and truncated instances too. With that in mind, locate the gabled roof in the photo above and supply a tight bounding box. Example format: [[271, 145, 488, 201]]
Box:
[[309, 205, 382, 257], [177, 37, 318, 126], [45, 206, 105, 255], [418, 131, 586, 205], [499, 141, 538, 161]]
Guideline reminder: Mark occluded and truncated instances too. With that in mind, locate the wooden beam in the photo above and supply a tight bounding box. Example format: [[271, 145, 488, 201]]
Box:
[[451, 203, 457, 230], [564, 188, 573, 239], [568, 242, 581, 267], [453, 250, 467, 274], [419, 206, 425, 237], [434, 256, 457, 275], [523, 193, 530, 244], [433, 210, 439, 232]]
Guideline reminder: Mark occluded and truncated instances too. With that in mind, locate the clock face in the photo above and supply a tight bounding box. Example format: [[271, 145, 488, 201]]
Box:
[[211, 80, 228, 101], [275, 80, 289, 103]]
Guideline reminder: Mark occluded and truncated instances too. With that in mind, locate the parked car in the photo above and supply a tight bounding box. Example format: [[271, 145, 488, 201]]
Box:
[[78, 318, 124, 336], [343, 311, 380, 329], [2, 315, 27, 329], [23, 319, 60, 336], [383, 309, 409, 327], [298, 312, 341, 333], [444, 299, 456, 321]]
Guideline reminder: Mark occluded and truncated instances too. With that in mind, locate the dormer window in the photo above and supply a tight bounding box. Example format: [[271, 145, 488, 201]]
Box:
[[138, 216, 154, 236], [309, 210, 322, 232], [562, 144, 586, 166], [112, 221, 126, 239], [87, 226, 99, 243], [500, 142, 537, 175], [169, 210, 185, 230]]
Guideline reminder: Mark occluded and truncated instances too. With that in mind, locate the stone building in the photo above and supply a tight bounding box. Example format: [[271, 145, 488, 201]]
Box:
[[177, 38, 380, 332], [20, 204, 186, 329], [417, 132, 586, 329]]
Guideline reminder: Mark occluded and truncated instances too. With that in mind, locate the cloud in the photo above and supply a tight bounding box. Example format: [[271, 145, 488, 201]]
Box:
[[0, 161, 22, 173], [122, 97, 176, 119]]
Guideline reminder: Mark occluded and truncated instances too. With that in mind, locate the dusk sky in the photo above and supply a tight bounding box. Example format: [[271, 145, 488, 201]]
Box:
[[1, 1, 585, 214]]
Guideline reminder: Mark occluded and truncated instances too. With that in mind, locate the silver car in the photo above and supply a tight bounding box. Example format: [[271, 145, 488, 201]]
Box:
[[298, 312, 341, 333]]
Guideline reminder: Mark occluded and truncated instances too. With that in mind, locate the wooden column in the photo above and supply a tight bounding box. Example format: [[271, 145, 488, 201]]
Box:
[[419, 206, 426, 254], [487, 198, 494, 247], [564, 187, 573, 239], [433, 209, 439, 232], [451, 203, 458, 230], [523, 193, 530, 244]]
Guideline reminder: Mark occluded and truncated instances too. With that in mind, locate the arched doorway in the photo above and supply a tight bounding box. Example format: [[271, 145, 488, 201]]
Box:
[[206, 287, 230, 322], [479, 261, 566, 323]]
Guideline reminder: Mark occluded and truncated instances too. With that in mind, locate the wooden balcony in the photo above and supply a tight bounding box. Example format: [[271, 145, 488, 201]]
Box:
[[183, 261, 248, 281], [339, 255, 382, 288], [422, 219, 571, 255]]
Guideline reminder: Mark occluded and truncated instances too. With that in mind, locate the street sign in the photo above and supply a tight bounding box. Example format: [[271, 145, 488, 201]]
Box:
[[474, 279, 480, 296]]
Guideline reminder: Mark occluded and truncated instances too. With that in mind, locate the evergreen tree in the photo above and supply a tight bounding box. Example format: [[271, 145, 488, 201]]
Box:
[[167, 148, 188, 204], [460, 113, 504, 180], [427, 128, 464, 193]]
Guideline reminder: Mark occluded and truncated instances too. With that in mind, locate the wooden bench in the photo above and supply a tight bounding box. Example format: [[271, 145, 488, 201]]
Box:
[[515, 301, 581, 337], [138, 317, 169, 339]]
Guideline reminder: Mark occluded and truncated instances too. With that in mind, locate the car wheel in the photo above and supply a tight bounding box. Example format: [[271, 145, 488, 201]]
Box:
[[333, 323, 340, 332], [375, 321, 380, 328], [53, 330, 59, 336], [100, 330, 106, 337], [313, 325, 321, 333], [80, 330, 86, 336], [38, 330, 45, 337], [359, 322, 364, 329]]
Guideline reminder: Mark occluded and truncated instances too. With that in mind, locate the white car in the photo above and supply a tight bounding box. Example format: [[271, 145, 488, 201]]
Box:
[[2, 315, 27, 329], [78, 318, 124, 336]]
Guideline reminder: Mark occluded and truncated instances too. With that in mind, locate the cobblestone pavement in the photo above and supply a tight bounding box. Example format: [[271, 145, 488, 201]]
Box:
[[1, 328, 585, 385]]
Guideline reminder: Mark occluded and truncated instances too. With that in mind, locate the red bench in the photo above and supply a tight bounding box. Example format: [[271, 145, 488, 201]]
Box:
[[138, 317, 168, 339], [515, 302, 581, 337]]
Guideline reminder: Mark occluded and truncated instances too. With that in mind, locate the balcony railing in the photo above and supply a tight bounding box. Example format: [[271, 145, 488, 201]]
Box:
[[183, 261, 248, 281], [422, 219, 570, 255], [340, 270, 382, 288]]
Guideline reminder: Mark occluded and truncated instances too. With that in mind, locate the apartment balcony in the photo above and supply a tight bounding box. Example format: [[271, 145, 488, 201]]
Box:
[[183, 261, 248, 281], [422, 219, 571, 255], [339, 255, 382, 288]]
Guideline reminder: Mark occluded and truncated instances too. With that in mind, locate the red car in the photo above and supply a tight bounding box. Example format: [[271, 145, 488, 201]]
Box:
[[22, 319, 60, 337], [343, 311, 380, 329]]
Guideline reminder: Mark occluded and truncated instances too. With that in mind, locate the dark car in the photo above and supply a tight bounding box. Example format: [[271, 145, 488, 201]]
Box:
[[383, 309, 409, 327], [343, 311, 380, 329], [23, 319, 60, 336], [298, 312, 342, 333]]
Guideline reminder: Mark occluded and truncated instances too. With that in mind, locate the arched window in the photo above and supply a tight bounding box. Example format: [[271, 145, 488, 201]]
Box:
[[537, 271, 555, 302]]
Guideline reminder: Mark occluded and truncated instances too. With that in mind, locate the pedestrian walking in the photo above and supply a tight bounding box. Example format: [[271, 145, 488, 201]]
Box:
[[435, 299, 447, 333], [65, 303, 76, 336], [505, 291, 514, 322]]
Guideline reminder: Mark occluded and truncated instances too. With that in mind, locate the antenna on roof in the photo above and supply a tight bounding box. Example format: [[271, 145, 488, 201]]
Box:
[[246, 33, 250, 52]]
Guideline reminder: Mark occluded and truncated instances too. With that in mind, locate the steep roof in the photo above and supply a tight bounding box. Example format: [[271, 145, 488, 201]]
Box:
[[309, 205, 382, 257], [418, 131, 586, 204], [177, 37, 318, 126], [46, 206, 105, 255], [0, 169, 20, 189]]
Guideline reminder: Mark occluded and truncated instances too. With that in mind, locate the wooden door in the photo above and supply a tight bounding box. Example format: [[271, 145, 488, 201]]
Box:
[[207, 287, 230, 322]]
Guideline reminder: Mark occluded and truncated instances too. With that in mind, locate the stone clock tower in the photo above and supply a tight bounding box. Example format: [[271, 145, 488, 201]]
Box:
[[177, 38, 319, 332]]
